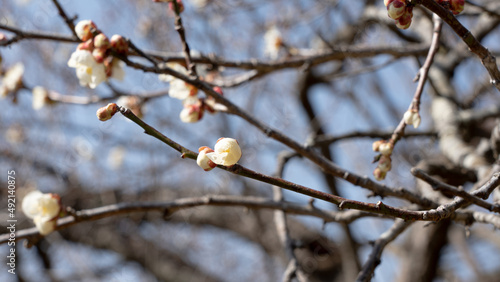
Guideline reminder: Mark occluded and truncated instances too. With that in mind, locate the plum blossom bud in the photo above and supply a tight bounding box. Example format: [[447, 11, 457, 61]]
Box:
[[92, 47, 108, 64], [396, 8, 413, 30], [387, 0, 406, 20], [372, 140, 385, 152], [110, 35, 129, 55], [22, 190, 62, 235], [94, 33, 110, 49], [450, 0, 464, 15], [75, 20, 97, 41], [77, 39, 94, 52], [378, 155, 392, 172], [197, 146, 217, 171], [96, 103, 119, 121], [403, 109, 421, 128], [378, 142, 393, 156], [34, 217, 57, 236], [384, 0, 392, 7], [206, 138, 242, 166], [373, 167, 387, 181], [180, 101, 203, 123]]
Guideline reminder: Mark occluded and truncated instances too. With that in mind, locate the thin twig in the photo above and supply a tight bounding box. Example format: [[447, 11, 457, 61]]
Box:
[[356, 219, 412, 282], [171, 0, 197, 77], [51, 0, 78, 38], [418, 0, 500, 91]]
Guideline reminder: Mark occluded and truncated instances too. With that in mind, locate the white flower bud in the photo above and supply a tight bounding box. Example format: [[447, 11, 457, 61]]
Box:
[[403, 110, 421, 128], [75, 20, 97, 41], [197, 146, 216, 171], [206, 138, 242, 166], [34, 216, 56, 235]]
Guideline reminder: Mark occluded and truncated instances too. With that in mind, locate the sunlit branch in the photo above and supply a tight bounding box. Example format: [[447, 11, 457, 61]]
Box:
[[0, 195, 385, 245]]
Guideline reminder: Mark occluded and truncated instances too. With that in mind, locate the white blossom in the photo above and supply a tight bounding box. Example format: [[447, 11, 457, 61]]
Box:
[[68, 50, 107, 89], [158, 63, 197, 100], [206, 138, 242, 166], [22, 190, 61, 235]]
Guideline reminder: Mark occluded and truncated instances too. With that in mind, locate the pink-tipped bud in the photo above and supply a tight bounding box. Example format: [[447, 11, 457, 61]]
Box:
[[179, 102, 204, 123], [387, 0, 406, 20], [77, 39, 94, 52], [395, 8, 413, 29], [75, 20, 97, 41], [94, 33, 110, 49], [450, 0, 464, 15], [96, 103, 119, 121], [110, 35, 129, 55], [92, 47, 108, 64], [197, 146, 217, 171]]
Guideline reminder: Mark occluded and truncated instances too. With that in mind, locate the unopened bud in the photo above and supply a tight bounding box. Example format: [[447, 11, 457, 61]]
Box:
[[197, 146, 217, 171], [75, 20, 97, 41], [110, 35, 129, 55], [96, 103, 119, 121], [378, 142, 393, 156], [92, 47, 108, 64], [77, 39, 94, 52], [378, 155, 392, 172], [387, 0, 406, 20], [403, 109, 421, 128], [94, 33, 110, 49], [373, 167, 387, 181]]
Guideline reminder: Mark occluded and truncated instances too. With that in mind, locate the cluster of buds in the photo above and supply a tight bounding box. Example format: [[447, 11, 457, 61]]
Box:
[[403, 109, 421, 128], [159, 63, 226, 123], [22, 190, 62, 235], [436, 0, 465, 15], [67, 20, 127, 89], [196, 138, 242, 171], [153, 0, 185, 14], [385, 0, 414, 30], [372, 140, 394, 181], [96, 103, 119, 121]]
